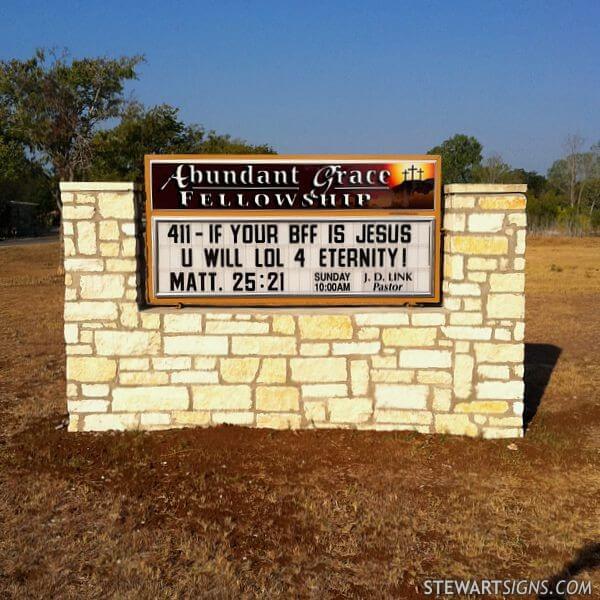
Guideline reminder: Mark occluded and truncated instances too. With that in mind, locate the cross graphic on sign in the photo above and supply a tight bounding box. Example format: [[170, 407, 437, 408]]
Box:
[[402, 169, 409, 180], [417, 167, 424, 180], [407, 164, 419, 179]]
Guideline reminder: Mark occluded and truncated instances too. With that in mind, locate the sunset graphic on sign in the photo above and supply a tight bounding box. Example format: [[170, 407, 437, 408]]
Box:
[[387, 161, 436, 189]]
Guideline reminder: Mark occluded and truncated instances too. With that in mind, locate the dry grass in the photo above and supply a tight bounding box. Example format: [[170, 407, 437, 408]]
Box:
[[0, 238, 599, 598]]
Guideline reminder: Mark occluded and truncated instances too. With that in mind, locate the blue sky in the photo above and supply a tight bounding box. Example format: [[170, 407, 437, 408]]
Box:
[[1, 0, 598, 173]]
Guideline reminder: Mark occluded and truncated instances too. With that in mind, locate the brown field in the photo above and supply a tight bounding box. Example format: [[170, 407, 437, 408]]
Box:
[[0, 238, 599, 598]]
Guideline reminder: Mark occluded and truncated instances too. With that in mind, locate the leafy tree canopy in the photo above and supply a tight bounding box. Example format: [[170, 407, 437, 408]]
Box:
[[428, 134, 483, 184], [89, 102, 274, 182], [0, 49, 143, 185]]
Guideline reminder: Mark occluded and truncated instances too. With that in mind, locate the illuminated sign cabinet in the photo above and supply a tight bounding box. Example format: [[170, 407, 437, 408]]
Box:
[[144, 155, 442, 306]]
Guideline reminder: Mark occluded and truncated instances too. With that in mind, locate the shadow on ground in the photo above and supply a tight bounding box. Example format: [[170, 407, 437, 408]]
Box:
[[524, 343, 561, 430], [539, 542, 600, 599]]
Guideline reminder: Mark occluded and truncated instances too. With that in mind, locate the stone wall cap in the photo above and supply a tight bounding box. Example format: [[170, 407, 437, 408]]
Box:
[[444, 184, 527, 194], [59, 182, 141, 192]]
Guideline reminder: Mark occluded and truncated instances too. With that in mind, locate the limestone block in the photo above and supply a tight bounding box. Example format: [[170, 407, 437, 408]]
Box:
[[298, 315, 353, 339], [163, 313, 203, 333], [328, 397, 372, 423], [99, 220, 120, 240], [488, 416, 523, 427], [212, 412, 254, 425], [450, 236, 508, 255], [76, 221, 97, 255], [478, 365, 510, 380], [112, 386, 189, 411], [120, 371, 169, 385], [221, 358, 260, 382], [105, 259, 136, 272], [332, 341, 380, 355], [357, 327, 380, 340], [99, 242, 120, 257], [302, 384, 348, 398], [374, 384, 429, 409], [351, 360, 369, 395], [454, 353, 474, 399], [256, 358, 287, 383], [399, 350, 452, 369], [513, 322, 525, 341], [444, 213, 466, 231], [193, 385, 252, 410], [205, 320, 269, 334], [171, 411, 211, 427], [64, 237, 76, 256], [516, 229, 526, 254], [194, 357, 217, 369], [482, 427, 522, 439], [62, 204, 94, 220], [442, 326, 492, 340], [96, 330, 160, 356], [119, 304, 139, 328], [300, 343, 329, 356], [449, 313, 483, 326], [478, 195, 526, 210], [65, 301, 119, 322], [435, 414, 478, 437], [432, 388, 452, 411], [256, 413, 301, 429], [476, 380, 524, 400], [467, 213, 504, 232], [487, 294, 525, 319], [120, 357, 149, 370], [153, 357, 192, 370], [448, 283, 481, 297], [304, 402, 327, 422], [463, 298, 482, 311], [256, 386, 299, 411], [141, 313, 161, 329], [272, 315, 296, 335], [165, 335, 228, 355], [374, 410, 432, 424], [98, 192, 134, 219], [455, 400, 509, 413], [445, 254, 464, 281], [494, 328, 512, 341], [83, 413, 138, 431], [371, 369, 413, 383], [290, 357, 347, 382], [68, 399, 110, 413], [81, 384, 110, 397], [467, 257, 498, 270], [80, 275, 125, 299], [474, 343, 524, 363], [417, 370, 452, 385], [121, 238, 136, 257], [231, 336, 296, 355], [64, 323, 78, 344], [355, 313, 409, 326], [371, 355, 397, 369], [67, 357, 116, 382], [382, 327, 437, 346], [489, 273, 525, 293], [64, 258, 104, 272], [140, 413, 171, 426]]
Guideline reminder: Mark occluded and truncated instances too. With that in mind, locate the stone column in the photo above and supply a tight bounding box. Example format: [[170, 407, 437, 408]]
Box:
[[441, 184, 527, 438]]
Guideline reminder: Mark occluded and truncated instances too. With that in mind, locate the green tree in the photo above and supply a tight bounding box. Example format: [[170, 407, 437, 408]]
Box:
[[89, 102, 274, 182], [428, 134, 482, 184], [0, 49, 143, 196], [472, 153, 513, 183]]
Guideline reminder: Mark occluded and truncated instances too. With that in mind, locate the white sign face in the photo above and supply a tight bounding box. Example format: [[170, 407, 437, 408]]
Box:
[[152, 217, 434, 299]]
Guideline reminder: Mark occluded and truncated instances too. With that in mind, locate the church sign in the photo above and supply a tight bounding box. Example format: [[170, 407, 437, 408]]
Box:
[[144, 155, 442, 306]]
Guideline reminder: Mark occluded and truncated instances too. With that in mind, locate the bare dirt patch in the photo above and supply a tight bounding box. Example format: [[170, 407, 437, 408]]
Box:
[[1, 238, 599, 598]]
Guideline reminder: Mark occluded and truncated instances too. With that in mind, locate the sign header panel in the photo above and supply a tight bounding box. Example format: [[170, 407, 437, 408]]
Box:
[[145, 155, 442, 306]]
